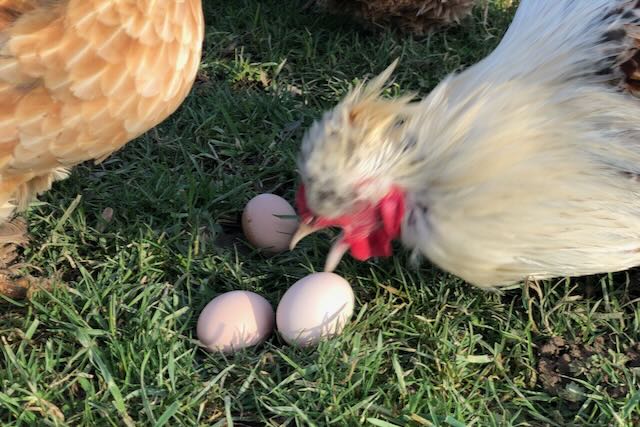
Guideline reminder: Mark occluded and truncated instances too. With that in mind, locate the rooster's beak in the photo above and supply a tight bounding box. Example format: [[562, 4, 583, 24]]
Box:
[[289, 223, 322, 250], [324, 236, 349, 272], [290, 225, 350, 272]]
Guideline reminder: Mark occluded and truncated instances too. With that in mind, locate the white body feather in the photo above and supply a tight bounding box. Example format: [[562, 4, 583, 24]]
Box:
[[397, 0, 640, 287]]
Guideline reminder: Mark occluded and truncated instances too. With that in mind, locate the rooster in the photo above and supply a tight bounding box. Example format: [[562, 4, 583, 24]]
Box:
[[0, 0, 204, 298], [290, 0, 640, 289]]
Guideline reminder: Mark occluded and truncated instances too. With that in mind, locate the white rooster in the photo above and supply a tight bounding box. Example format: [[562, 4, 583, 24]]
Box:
[[290, 0, 640, 288]]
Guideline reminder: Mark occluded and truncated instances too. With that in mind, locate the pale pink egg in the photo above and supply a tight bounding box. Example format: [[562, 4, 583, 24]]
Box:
[[276, 272, 355, 347], [241, 193, 299, 253], [197, 291, 274, 353]]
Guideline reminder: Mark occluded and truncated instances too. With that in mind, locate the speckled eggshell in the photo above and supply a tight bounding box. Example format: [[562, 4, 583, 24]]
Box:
[[276, 272, 355, 347], [197, 291, 275, 353], [241, 193, 299, 253]]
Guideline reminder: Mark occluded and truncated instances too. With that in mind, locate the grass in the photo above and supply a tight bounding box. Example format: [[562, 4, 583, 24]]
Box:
[[2, 0, 640, 425]]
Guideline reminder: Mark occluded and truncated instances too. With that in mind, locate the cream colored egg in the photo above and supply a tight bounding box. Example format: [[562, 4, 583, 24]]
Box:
[[276, 272, 355, 347], [197, 291, 274, 353], [242, 193, 299, 253]]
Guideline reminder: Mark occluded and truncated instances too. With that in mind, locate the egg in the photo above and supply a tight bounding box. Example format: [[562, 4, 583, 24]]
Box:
[[241, 193, 299, 253], [276, 272, 355, 347], [197, 291, 275, 353]]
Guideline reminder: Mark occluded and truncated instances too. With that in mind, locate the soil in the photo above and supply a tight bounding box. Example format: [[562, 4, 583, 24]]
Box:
[[536, 335, 640, 402], [0, 217, 50, 300]]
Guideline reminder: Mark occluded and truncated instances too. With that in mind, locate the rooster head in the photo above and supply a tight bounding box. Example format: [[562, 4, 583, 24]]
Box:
[[290, 59, 418, 271]]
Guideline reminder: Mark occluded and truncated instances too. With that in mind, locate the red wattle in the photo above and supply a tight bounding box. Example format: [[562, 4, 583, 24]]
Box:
[[293, 183, 405, 261]]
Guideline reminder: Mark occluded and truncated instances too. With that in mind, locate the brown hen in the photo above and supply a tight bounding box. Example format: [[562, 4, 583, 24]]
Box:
[[314, 0, 477, 35], [0, 0, 204, 298]]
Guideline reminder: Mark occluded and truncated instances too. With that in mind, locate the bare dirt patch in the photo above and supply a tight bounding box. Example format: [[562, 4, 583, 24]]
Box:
[[537, 336, 640, 403]]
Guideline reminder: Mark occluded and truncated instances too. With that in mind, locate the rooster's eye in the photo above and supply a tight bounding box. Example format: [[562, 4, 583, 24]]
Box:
[[317, 189, 336, 202]]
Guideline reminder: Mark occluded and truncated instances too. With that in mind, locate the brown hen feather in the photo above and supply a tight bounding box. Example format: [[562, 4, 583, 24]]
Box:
[[0, 0, 204, 222], [314, 0, 477, 35]]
